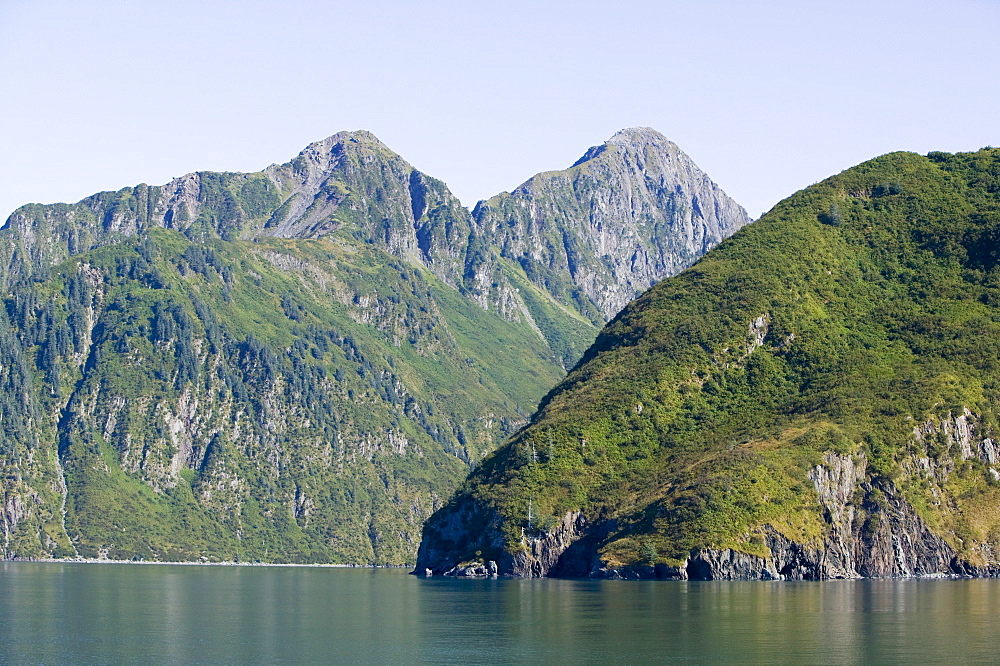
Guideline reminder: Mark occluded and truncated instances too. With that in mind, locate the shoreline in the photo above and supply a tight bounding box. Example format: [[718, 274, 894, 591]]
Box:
[[4, 558, 410, 569]]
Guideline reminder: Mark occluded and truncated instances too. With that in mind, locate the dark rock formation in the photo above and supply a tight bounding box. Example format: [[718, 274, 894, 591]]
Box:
[[415, 449, 981, 581]]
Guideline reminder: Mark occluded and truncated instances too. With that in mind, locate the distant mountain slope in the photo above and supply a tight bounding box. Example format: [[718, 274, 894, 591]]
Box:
[[415, 147, 1000, 579], [0, 232, 565, 562], [0, 129, 748, 563]]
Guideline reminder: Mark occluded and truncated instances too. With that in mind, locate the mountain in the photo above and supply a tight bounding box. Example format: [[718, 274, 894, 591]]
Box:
[[0, 129, 748, 563], [415, 147, 1000, 579], [470, 128, 749, 322]]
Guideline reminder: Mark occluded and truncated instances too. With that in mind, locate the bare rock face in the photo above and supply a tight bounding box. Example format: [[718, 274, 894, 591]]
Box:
[[413, 497, 508, 575], [417, 505, 594, 578], [506, 510, 589, 577], [469, 128, 751, 321], [808, 452, 868, 578], [2, 128, 750, 305], [254, 132, 473, 288]]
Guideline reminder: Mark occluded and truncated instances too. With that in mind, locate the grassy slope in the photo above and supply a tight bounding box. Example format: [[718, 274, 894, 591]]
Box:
[[435, 148, 1000, 567]]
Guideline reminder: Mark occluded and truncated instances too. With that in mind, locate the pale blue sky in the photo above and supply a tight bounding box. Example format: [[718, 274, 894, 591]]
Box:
[[2, 0, 998, 222]]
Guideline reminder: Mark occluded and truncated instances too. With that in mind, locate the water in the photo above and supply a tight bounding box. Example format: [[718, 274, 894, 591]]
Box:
[[2, 563, 999, 664]]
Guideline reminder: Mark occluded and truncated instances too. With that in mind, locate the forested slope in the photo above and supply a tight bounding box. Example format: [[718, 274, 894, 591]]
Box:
[[416, 148, 1000, 579]]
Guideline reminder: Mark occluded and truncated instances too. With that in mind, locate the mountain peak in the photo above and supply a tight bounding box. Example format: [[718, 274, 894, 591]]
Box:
[[572, 127, 681, 168], [607, 126, 674, 148], [474, 128, 751, 321], [323, 129, 385, 147], [295, 129, 393, 163]]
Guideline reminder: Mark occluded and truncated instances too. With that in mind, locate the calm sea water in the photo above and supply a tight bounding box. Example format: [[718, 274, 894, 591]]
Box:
[[2, 563, 999, 664]]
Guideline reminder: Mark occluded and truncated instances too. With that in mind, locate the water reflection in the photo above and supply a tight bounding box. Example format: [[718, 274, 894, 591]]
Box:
[[2, 564, 1000, 664]]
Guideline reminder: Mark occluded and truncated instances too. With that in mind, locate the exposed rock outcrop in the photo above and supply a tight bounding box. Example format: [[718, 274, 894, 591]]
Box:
[[415, 373, 1000, 581], [0, 131, 474, 289], [416, 452, 969, 580]]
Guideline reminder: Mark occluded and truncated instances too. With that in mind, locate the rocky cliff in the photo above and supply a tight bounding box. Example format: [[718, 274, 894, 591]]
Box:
[[422, 449, 968, 580], [415, 147, 1000, 579]]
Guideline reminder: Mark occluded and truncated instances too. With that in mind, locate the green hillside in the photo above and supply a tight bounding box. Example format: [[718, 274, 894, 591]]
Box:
[[0, 230, 565, 562], [416, 148, 1000, 579]]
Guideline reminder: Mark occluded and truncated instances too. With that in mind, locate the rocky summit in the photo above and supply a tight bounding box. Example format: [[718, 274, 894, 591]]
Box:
[[472, 128, 749, 322], [415, 147, 1000, 580], [0, 128, 748, 563]]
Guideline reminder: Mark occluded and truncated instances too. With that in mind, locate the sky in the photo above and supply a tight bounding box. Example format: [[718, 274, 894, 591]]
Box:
[[1, 0, 998, 223]]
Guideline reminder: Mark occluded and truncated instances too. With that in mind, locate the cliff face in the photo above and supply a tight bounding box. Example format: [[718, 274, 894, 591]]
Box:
[[423, 451, 965, 581], [0, 128, 748, 563], [415, 147, 1000, 579]]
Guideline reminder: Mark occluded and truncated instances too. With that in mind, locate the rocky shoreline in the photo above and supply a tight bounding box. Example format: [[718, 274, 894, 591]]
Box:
[[4, 557, 401, 569]]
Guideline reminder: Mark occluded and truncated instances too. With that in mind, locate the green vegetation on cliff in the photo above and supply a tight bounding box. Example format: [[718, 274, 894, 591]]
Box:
[[1, 229, 564, 562], [418, 147, 1000, 575]]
